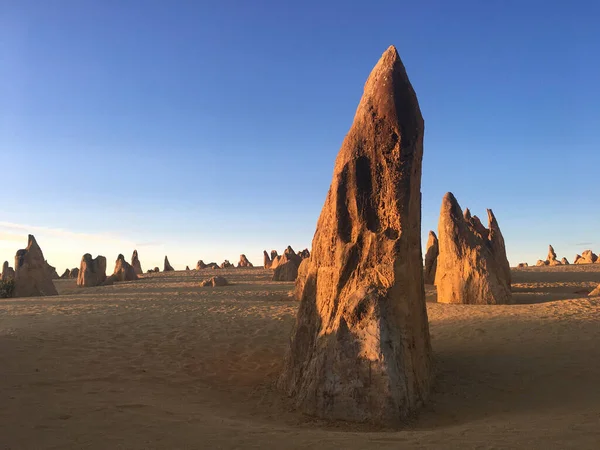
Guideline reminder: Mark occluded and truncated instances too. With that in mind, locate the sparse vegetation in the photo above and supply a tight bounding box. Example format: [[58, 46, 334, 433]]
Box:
[[0, 278, 15, 298]]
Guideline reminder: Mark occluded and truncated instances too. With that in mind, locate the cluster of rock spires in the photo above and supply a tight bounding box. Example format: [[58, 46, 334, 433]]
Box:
[[517, 247, 600, 268], [60, 268, 79, 279], [433, 193, 512, 305], [574, 250, 598, 265], [278, 46, 432, 425], [534, 245, 570, 266], [263, 246, 310, 282], [237, 254, 253, 268]]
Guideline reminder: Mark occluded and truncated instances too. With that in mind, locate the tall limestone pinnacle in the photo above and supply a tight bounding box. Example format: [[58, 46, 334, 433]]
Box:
[[278, 46, 432, 425]]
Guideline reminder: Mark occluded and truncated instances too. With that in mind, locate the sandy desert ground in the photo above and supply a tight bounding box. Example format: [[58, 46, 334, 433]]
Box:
[[2, 265, 600, 449]]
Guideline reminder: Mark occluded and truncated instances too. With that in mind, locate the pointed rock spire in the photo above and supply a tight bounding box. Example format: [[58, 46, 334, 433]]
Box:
[[278, 46, 431, 425]]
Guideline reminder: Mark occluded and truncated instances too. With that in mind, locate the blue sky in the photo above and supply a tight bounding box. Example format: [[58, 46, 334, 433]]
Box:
[[1, 0, 599, 272]]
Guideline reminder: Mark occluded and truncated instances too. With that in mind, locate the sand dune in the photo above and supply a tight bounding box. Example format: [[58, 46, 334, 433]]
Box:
[[1, 266, 600, 448]]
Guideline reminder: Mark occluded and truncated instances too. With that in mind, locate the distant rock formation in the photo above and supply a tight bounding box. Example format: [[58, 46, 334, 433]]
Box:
[[574, 254, 582, 264], [575, 250, 597, 264], [220, 260, 234, 269], [517, 262, 529, 268], [199, 276, 229, 287], [423, 231, 438, 284], [2, 261, 15, 281], [153, 267, 159, 272], [435, 193, 512, 305], [13, 235, 59, 298], [272, 260, 299, 281], [70, 267, 79, 278], [77, 254, 107, 287], [196, 260, 207, 270], [270, 250, 278, 261], [278, 46, 431, 425], [185, 266, 190, 271], [536, 259, 549, 267], [164, 256, 174, 272], [237, 254, 253, 268], [547, 245, 558, 265], [104, 254, 138, 285], [263, 251, 272, 269], [561, 257, 570, 265], [298, 249, 310, 260], [60, 268, 71, 279], [131, 250, 142, 275]]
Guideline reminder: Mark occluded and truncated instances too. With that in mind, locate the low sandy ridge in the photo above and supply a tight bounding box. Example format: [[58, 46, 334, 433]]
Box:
[[1, 265, 600, 449]]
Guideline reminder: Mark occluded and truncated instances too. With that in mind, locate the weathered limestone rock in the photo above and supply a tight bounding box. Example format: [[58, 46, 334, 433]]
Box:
[[46, 262, 59, 279], [237, 254, 253, 268], [164, 256, 174, 271], [561, 257, 570, 265], [283, 246, 302, 267], [575, 250, 597, 264], [272, 260, 299, 281], [574, 254, 582, 264], [13, 235, 59, 297], [278, 46, 432, 425], [220, 260, 234, 269], [298, 249, 311, 260], [70, 267, 79, 278], [435, 193, 512, 305], [423, 231, 438, 284], [77, 254, 107, 287], [590, 284, 600, 296], [2, 261, 15, 281], [186, 266, 190, 271], [547, 245, 558, 264], [517, 262, 529, 268], [153, 267, 159, 272], [270, 250, 279, 261], [106, 254, 138, 283], [131, 250, 142, 275], [270, 255, 283, 270], [196, 260, 208, 270], [199, 276, 229, 287], [536, 259, 549, 266], [60, 268, 71, 279], [263, 251, 272, 269]]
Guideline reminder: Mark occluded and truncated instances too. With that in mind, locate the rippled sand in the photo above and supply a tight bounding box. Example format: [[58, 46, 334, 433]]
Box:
[[1, 265, 600, 449]]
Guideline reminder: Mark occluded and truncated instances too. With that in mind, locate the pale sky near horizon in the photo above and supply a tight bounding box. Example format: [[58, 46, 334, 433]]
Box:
[[1, 0, 599, 273]]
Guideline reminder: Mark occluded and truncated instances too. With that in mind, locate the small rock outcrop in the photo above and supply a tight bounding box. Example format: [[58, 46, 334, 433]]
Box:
[[278, 46, 432, 425], [561, 257, 570, 265], [70, 267, 79, 278], [536, 259, 549, 267], [435, 193, 512, 305], [196, 260, 207, 270], [199, 276, 229, 287], [131, 250, 142, 275], [13, 235, 59, 298], [153, 267, 159, 272], [263, 250, 272, 269], [220, 260, 234, 269], [270, 250, 279, 261], [575, 250, 597, 264], [60, 268, 71, 279], [298, 249, 310, 260], [237, 254, 253, 268], [105, 254, 138, 284], [517, 262, 529, 268], [2, 261, 15, 281], [77, 254, 107, 287], [423, 231, 438, 284], [164, 256, 174, 271], [185, 266, 190, 271]]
